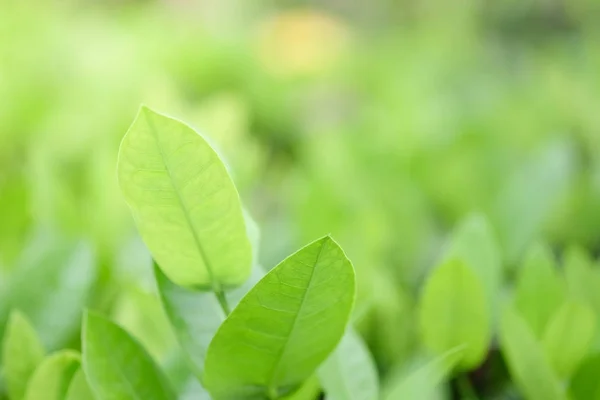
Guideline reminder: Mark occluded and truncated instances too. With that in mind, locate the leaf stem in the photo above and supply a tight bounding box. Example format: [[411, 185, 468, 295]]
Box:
[[214, 285, 231, 315], [457, 374, 480, 400]]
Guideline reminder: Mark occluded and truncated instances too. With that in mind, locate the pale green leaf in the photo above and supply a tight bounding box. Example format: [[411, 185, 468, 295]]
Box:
[[155, 263, 265, 378], [82, 311, 176, 400], [514, 243, 565, 338], [23, 350, 80, 400], [281, 376, 321, 400], [384, 346, 465, 400], [204, 236, 356, 400], [499, 306, 564, 400], [445, 213, 501, 325], [117, 106, 251, 289], [563, 246, 600, 315], [418, 259, 490, 369], [569, 354, 600, 400], [65, 368, 95, 400], [2, 311, 46, 400], [318, 328, 378, 400], [0, 231, 96, 350], [542, 301, 596, 379]]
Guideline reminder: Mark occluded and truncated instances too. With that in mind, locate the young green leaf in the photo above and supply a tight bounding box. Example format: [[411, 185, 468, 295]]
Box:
[[563, 246, 600, 314], [2, 311, 46, 400], [569, 354, 600, 400], [23, 350, 80, 400], [203, 236, 356, 400], [317, 328, 379, 400], [65, 368, 95, 400], [418, 258, 490, 369], [445, 214, 501, 325], [500, 306, 564, 400], [384, 346, 465, 400], [154, 264, 225, 378], [542, 301, 596, 379], [117, 106, 252, 289], [82, 311, 176, 400], [514, 243, 565, 338]]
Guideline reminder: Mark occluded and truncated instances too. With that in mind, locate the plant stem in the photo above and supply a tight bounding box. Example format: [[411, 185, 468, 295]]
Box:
[[214, 285, 231, 315], [457, 374, 480, 400]]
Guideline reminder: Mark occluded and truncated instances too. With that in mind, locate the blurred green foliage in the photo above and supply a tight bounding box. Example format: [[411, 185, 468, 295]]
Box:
[[2, 0, 600, 398]]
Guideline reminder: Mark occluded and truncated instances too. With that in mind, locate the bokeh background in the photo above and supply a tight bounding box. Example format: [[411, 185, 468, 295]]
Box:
[[2, 0, 600, 398]]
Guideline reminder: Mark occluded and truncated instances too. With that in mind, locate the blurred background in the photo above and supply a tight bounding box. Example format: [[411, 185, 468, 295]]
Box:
[[2, 0, 600, 398]]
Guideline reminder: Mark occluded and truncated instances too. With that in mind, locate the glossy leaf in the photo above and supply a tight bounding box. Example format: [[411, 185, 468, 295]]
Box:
[[82, 311, 176, 400], [117, 106, 251, 288], [569, 354, 600, 400], [23, 350, 80, 400], [203, 236, 356, 400], [514, 244, 565, 338], [2, 311, 46, 400], [499, 307, 564, 400], [445, 214, 501, 325], [542, 301, 596, 379], [418, 258, 490, 369], [65, 368, 95, 400], [318, 328, 379, 400], [384, 346, 465, 400]]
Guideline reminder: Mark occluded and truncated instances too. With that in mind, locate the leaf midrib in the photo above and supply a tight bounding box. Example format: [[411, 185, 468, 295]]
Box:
[[266, 238, 329, 395], [143, 110, 221, 293]]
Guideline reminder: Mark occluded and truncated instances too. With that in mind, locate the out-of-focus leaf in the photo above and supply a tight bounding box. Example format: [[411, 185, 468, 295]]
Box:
[[445, 213, 501, 325], [418, 259, 490, 369], [542, 301, 596, 379], [491, 140, 574, 264], [500, 306, 564, 400], [569, 354, 600, 400], [563, 246, 600, 314], [82, 311, 175, 400], [65, 368, 95, 400], [281, 376, 321, 400], [514, 244, 565, 338], [2, 311, 46, 400], [318, 328, 379, 400], [23, 350, 80, 400], [204, 236, 356, 400], [117, 106, 251, 289], [178, 378, 211, 400], [384, 346, 465, 400], [0, 232, 96, 350]]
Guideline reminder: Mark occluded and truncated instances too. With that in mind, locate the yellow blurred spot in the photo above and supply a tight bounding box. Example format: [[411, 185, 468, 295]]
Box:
[[256, 8, 350, 77]]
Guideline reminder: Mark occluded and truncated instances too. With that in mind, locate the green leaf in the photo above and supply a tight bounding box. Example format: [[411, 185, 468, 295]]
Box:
[[542, 301, 596, 379], [514, 243, 565, 338], [155, 263, 265, 378], [418, 258, 490, 369], [384, 346, 465, 400], [569, 354, 600, 400], [65, 368, 95, 400], [445, 213, 501, 325], [203, 236, 356, 400], [23, 350, 80, 400], [117, 106, 252, 289], [563, 246, 600, 315], [0, 231, 96, 350], [499, 306, 564, 400], [82, 311, 176, 400], [2, 311, 46, 400], [318, 328, 379, 400]]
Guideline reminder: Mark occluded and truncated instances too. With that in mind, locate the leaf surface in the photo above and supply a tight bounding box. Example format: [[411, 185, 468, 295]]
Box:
[[418, 258, 490, 369], [2, 311, 46, 400], [23, 350, 80, 400], [204, 236, 355, 400], [82, 311, 176, 400], [318, 328, 379, 400], [500, 307, 564, 400], [65, 368, 95, 400], [117, 106, 251, 288]]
